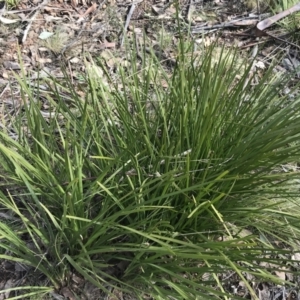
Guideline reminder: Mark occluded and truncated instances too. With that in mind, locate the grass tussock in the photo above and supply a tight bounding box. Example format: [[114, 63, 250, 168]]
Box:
[[0, 38, 300, 299]]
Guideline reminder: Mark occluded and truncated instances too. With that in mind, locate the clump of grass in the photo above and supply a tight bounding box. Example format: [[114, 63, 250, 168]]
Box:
[[0, 35, 300, 299], [42, 28, 69, 54]]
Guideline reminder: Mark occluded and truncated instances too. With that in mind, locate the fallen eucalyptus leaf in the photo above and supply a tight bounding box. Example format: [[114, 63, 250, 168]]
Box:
[[0, 15, 19, 24], [39, 31, 55, 40]]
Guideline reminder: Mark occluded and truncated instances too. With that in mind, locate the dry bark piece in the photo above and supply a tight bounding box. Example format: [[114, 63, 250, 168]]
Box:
[[2, 61, 20, 70], [256, 3, 300, 32]]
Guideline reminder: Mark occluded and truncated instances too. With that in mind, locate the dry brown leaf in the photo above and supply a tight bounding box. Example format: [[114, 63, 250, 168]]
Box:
[[285, 271, 293, 282], [152, 5, 161, 15], [0, 279, 14, 300], [61, 287, 75, 300], [274, 270, 286, 282], [36, 57, 52, 64], [71, 0, 78, 7], [82, 2, 97, 18], [2, 72, 9, 79], [101, 41, 116, 49], [3, 61, 21, 70], [71, 273, 84, 285]]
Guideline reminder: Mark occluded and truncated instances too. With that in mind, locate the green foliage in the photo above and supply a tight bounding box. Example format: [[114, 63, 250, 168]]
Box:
[[0, 38, 300, 299], [4, 0, 20, 9]]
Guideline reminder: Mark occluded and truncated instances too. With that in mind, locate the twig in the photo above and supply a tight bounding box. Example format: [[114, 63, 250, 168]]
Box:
[[192, 22, 239, 33], [191, 12, 271, 34], [120, 0, 144, 47], [265, 31, 300, 50], [186, 0, 194, 23], [22, 0, 50, 44]]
